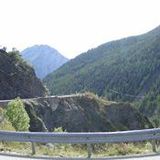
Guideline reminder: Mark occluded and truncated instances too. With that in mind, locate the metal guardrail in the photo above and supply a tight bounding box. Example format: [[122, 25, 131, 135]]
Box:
[[1, 128, 160, 143], [0, 94, 83, 108], [0, 128, 160, 158]]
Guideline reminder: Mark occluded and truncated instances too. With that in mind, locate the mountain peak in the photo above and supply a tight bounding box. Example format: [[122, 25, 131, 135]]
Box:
[[21, 45, 68, 79]]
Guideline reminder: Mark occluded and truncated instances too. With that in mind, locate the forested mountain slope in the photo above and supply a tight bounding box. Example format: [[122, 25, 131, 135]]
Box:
[[21, 45, 68, 79], [0, 49, 47, 100], [44, 25, 160, 101]]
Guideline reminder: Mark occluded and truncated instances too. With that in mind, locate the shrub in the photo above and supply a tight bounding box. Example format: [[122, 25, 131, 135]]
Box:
[[5, 98, 30, 131], [53, 127, 65, 132], [0, 107, 15, 131]]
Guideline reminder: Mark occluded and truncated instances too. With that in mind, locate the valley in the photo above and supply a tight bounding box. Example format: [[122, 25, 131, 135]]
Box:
[[1, 25, 160, 157]]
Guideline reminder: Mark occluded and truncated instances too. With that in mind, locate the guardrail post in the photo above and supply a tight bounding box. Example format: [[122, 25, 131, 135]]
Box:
[[151, 140, 157, 152], [31, 142, 36, 155], [87, 144, 92, 158]]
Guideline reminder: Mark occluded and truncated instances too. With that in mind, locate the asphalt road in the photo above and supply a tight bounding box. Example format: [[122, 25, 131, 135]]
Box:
[[1, 154, 160, 160]]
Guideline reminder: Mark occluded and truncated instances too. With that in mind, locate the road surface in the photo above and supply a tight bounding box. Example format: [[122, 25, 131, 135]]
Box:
[[1, 153, 160, 160]]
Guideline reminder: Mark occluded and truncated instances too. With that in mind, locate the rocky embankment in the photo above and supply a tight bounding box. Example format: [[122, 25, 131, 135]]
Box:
[[22, 93, 152, 132]]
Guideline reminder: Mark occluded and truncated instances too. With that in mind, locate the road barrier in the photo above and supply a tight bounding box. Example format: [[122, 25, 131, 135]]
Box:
[[0, 128, 160, 158]]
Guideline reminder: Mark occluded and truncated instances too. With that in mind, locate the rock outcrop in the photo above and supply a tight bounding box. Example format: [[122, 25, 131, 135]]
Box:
[[23, 94, 152, 132], [0, 50, 47, 100]]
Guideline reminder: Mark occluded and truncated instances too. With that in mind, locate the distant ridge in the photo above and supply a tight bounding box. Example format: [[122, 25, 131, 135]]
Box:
[[21, 45, 68, 79]]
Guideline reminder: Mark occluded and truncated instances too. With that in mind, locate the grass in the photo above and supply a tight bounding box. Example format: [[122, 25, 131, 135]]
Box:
[[84, 91, 114, 106], [0, 142, 31, 155], [0, 141, 155, 158]]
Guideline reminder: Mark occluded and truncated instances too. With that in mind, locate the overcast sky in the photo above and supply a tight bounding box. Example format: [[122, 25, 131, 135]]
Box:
[[0, 0, 160, 58]]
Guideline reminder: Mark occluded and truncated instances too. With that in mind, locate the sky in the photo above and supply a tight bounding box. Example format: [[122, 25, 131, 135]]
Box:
[[0, 0, 160, 59]]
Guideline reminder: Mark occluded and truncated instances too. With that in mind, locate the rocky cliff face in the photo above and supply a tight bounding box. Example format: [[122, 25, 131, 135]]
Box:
[[23, 94, 152, 132], [0, 50, 47, 100]]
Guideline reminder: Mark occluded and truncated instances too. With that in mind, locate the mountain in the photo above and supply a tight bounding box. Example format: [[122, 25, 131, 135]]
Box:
[[0, 49, 47, 100], [44, 25, 160, 101], [21, 45, 68, 79], [23, 93, 152, 132]]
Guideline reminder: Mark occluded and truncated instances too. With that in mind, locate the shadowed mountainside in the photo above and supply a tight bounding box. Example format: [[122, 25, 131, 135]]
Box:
[[0, 49, 47, 100]]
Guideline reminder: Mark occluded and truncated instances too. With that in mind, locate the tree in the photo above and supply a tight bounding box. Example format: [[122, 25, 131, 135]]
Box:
[[5, 98, 30, 131]]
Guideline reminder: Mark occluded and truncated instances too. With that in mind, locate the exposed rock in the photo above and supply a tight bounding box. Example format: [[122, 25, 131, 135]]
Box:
[[23, 94, 152, 132], [24, 100, 48, 132], [0, 50, 47, 100]]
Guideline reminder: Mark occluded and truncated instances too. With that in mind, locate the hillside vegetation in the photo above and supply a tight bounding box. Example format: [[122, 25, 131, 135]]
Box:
[[44, 26, 160, 102]]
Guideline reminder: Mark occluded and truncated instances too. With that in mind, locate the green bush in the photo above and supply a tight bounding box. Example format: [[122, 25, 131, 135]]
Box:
[[0, 108, 15, 131], [5, 98, 30, 131]]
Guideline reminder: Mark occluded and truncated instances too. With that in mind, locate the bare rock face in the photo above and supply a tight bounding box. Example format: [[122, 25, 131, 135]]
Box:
[[0, 50, 47, 100], [23, 94, 152, 132]]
